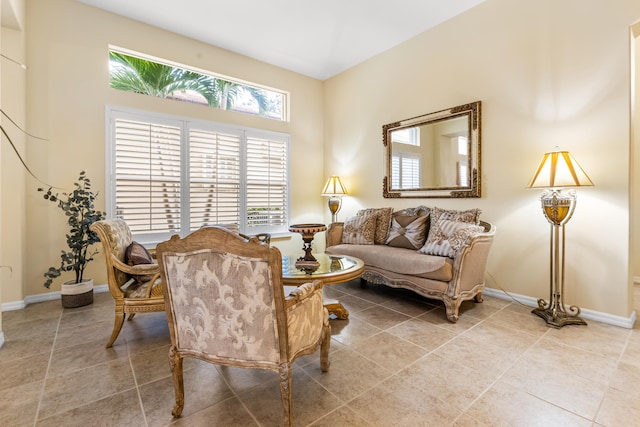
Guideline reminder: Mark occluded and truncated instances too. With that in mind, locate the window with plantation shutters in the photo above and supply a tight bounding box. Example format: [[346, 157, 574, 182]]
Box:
[[107, 107, 290, 244]]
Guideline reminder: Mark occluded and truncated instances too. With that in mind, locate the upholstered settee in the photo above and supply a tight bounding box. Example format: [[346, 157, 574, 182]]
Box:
[[325, 206, 495, 322]]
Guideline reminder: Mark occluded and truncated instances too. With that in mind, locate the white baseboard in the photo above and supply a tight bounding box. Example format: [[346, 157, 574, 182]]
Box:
[[0, 332, 4, 349], [484, 287, 636, 329], [1, 284, 109, 312]]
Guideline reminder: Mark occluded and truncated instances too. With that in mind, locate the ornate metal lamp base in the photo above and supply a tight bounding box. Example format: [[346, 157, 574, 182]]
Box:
[[532, 298, 587, 328], [532, 189, 587, 329], [532, 307, 587, 328]]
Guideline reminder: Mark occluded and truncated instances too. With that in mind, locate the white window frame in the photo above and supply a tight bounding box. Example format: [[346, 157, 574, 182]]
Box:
[[391, 127, 420, 146], [106, 106, 290, 245]]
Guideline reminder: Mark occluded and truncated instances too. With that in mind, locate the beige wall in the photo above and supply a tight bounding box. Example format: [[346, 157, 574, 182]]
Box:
[[324, 0, 640, 318], [633, 22, 640, 281], [1, 26, 27, 305], [1, 2, 3, 339], [1, 0, 26, 338], [18, 0, 324, 298]]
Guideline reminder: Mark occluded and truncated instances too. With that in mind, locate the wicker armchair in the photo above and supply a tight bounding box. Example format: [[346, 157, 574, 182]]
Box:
[[90, 219, 165, 348], [156, 226, 330, 426]]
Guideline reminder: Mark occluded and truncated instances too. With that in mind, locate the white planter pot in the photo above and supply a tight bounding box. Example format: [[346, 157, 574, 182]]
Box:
[[61, 278, 94, 308]]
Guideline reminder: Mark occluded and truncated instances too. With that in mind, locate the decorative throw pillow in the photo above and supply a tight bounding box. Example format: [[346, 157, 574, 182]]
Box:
[[397, 206, 430, 218], [385, 214, 429, 249], [341, 214, 376, 245], [357, 207, 394, 244], [423, 206, 482, 256], [430, 206, 481, 225], [419, 219, 484, 258], [125, 241, 155, 284]]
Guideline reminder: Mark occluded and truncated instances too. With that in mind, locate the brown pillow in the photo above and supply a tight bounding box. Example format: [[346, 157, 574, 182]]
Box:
[[385, 214, 429, 249], [357, 207, 394, 244], [125, 241, 154, 284]]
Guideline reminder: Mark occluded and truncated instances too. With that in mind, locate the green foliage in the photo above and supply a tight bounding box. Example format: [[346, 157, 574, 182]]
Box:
[[38, 171, 105, 288], [108, 51, 269, 115]]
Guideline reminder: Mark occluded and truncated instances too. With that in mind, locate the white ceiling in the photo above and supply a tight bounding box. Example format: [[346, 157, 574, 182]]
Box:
[[78, 0, 484, 80]]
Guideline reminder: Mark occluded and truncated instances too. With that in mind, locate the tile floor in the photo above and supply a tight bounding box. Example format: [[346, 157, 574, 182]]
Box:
[[1, 281, 640, 426]]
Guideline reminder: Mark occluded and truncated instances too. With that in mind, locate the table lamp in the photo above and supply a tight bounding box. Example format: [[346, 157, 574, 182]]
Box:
[[321, 176, 348, 223], [527, 148, 594, 328]]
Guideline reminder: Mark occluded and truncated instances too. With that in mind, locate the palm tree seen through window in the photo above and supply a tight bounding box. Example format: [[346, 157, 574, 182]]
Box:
[[109, 50, 285, 121]]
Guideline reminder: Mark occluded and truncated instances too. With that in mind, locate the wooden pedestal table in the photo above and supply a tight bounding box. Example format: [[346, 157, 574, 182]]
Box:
[[281, 254, 364, 319]]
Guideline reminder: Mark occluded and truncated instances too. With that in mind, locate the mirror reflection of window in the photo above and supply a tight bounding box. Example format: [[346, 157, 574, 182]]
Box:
[[446, 135, 469, 187], [457, 136, 468, 155], [457, 161, 468, 186], [392, 128, 420, 146], [392, 153, 421, 189]]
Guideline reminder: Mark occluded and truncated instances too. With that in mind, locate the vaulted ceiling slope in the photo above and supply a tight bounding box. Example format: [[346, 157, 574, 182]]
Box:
[[77, 0, 485, 80]]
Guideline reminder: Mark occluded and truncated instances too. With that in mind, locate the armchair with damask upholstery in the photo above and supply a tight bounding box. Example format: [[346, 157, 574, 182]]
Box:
[[90, 219, 165, 348], [156, 226, 330, 426]]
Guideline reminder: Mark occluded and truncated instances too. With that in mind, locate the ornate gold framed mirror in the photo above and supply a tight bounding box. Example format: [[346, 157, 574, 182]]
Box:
[[383, 101, 481, 198]]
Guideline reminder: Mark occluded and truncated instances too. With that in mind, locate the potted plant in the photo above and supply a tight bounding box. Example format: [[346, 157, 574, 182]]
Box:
[[39, 171, 105, 307]]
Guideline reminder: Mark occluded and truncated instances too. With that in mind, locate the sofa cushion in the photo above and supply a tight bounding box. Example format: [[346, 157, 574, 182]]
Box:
[[357, 207, 393, 244], [419, 219, 485, 258], [341, 214, 376, 245], [385, 214, 429, 249], [326, 244, 453, 281]]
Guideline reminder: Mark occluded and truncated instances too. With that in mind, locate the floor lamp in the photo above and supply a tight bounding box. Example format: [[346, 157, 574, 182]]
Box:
[[527, 149, 594, 328], [321, 176, 348, 223]]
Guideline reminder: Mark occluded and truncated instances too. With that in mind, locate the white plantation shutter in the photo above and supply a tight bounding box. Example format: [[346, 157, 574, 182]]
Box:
[[246, 134, 288, 233], [108, 108, 290, 242], [391, 156, 400, 189], [188, 129, 241, 232], [391, 153, 420, 189], [402, 156, 420, 188], [113, 118, 181, 237]]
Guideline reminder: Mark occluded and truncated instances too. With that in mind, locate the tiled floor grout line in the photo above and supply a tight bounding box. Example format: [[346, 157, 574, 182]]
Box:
[[33, 307, 64, 427], [128, 340, 151, 427], [294, 367, 348, 427], [213, 364, 263, 427], [450, 317, 554, 425], [591, 326, 634, 425], [332, 305, 492, 425], [294, 295, 420, 425]]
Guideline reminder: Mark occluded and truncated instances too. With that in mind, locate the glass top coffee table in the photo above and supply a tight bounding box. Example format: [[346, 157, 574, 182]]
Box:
[[282, 253, 364, 319]]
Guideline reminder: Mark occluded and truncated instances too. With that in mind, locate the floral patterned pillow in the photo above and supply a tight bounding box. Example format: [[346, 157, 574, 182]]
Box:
[[419, 219, 484, 258], [385, 214, 429, 249], [356, 207, 394, 244], [341, 214, 376, 245], [430, 206, 481, 225]]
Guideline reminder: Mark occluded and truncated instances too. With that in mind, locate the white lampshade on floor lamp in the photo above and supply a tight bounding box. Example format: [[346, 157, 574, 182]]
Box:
[[527, 148, 594, 328], [321, 176, 348, 223]]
